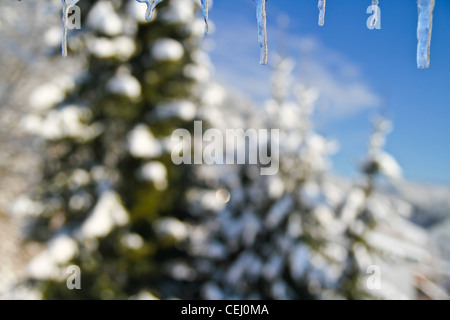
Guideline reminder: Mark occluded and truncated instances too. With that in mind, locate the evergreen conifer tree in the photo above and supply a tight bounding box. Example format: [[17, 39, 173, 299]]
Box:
[[24, 0, 209, 299]]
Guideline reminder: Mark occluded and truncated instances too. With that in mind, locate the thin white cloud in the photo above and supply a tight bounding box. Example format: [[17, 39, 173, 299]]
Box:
[[294, 36, 381, 118], [209, 17, 381, 119]]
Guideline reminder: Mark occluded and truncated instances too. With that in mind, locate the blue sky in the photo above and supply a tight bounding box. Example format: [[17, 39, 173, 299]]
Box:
[[206, 0, 450, 185]]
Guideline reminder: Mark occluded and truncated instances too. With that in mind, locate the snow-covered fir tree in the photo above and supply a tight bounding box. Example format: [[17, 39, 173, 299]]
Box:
[[189, 55, 346, 299], [14, 0, 446, 300], [21, 0, 212, 299], [188, 55, 441, 300], [336, 117, 446, 299]]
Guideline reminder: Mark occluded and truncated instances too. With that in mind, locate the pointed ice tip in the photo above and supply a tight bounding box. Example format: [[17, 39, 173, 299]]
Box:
[[201, 0, 209, 35], [260, 56, 268, 65], [259, 44, 268, 65], [145, 10, 153, 21], [136, 0, 164, 21], [417, 55, 429, 68]]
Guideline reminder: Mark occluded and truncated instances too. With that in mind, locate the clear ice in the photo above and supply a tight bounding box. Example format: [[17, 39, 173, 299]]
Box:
[[369, 0, 379, 29], [61, 0, 80, 57], [417, 0, 435, 69], [136, 0, 165, 21], [201, 0, 209, 35], [318, 0, 326, 27], [255, 0, 268, 65]]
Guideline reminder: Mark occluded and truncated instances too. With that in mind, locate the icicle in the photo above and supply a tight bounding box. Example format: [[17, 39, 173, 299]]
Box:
[[255, 0, 268, 65], [417, 0, 435, 69], [136, 0, 165, 21], [318, 0, 326, 27], [369, 0, 379, 29], [61, 0, 80, 57], [201, 0, 209, 35]]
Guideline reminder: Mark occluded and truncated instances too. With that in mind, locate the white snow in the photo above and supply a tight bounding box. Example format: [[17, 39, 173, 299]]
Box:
[[48, 234, 79, 264], [86, 2, 123, 36], [154, 100, 196, 121], [87, 36, 137, 60], [161, 0, 195, 24], [22, 105, 103, 141], [138, 161, 168, 190], [28, 83, 65, 110], [107, 73, 142, 99], [28, 234, 78, 280], [184, 63, 210, 83], [44, 26, 62, 48], [113, 37, 137, 60], [122, 233, 144, 250], [154, 217, 189, 241], [28, 251, 60, 280], [87, 37, 117, 58], [201, 83, 227, 107], [376, 152, 402, 179], [267, 175, 285, 199], [152, 38, 184, 61], [340, 188, 366, 227], [366, 230, 431, 262], [128, 124, 163, 158], [80, 191, 129, 239], [127, 1, 153, 23]]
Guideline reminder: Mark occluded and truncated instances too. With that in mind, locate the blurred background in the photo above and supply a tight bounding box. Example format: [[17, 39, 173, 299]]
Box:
[[0, 0, 449, 299]]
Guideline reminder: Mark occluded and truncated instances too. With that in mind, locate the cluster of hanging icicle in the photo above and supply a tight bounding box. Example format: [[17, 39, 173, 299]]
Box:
[[60, 0, 436, 69]]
